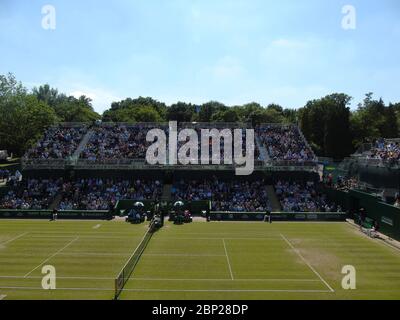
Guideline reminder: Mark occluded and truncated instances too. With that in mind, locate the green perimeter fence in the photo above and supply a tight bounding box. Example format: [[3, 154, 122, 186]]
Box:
[[0, 209, 111, 220], [209, 211, 347, 222], [325, 188, 400, 241]]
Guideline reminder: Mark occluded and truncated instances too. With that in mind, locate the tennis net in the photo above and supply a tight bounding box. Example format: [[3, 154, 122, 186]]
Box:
[[114, 219, 156, 299]]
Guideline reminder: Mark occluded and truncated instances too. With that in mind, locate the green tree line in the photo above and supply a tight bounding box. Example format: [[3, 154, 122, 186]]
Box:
[[1, 73, 399, 158]]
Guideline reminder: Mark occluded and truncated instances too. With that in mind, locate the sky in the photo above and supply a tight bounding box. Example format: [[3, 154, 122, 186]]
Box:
[[0, 0, 399, 114]]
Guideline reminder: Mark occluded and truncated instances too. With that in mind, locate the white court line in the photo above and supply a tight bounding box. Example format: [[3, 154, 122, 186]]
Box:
[[128, 277, 320, 282], [0, 232, 28, 245], [24, 237, 80, 278], [0, 275, 320, 282], [28, 235, 142, 240], [346, 222, 400, 254], [123, 288, 333, 293], [0, 275, 115, 280], [0, 252, 130, 258], [0, 294, 6, 300], [222, 239, 234, 280], [0, 286, 332, 293], [92, 224, 101, 229], [280, 234, 335, 293]]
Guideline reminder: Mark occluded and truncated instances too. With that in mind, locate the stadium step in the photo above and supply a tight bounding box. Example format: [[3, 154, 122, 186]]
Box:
[[72, 129, 94, 159], [255, 135, 270, 162], [161, 184, 172, 201], [49, 193, 63, 210], [266, 185, 281, 212]]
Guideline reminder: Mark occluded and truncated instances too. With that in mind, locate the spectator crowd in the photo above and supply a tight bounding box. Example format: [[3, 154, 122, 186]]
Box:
[[177, 128, 261, 163], [172, 177, 270, 212], [0, 178, 62, 210], [25, 126, 87, 159], [275, 180, 338, 212], [257, 125, 315, 163], [368, 139, 400, 162], [58, 178, 163, 210], [80, 125, 163, 162], [19, 123, 322, 165], [0, 169, 11, 182]]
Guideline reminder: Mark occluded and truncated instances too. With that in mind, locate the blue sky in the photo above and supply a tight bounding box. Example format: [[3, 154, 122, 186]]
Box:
[[0, 0, 399, 113]]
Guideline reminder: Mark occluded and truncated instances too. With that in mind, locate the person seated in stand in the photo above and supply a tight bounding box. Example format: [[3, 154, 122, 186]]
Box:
[[394, 194, 400, 208]]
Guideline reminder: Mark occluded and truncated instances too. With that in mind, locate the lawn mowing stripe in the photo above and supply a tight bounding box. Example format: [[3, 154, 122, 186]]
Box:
[[222, 239, 234, 280], [0, 252, 132, 258], [28, 235, 143, 239], [122, 288, 333, 293], [0, 232, 29, 245], [0, 275, 320, 282], [0, 286, 333, 293], [128, 278, 321, 282], [280, 234, 335, 293], [0, 275, 116, 280], [24, 236, 80, 278], [141, 254, 226, 257], [346, 221, 400, 254], [151, 237, 282, 241]]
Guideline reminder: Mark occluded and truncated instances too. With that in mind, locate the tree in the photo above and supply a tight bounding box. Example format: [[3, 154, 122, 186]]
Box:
[[198, 101, 227, 122], [211, 108, 240, 122], [33, 84, 101, 122], [350, 93, 399, 146], [32, 84, 59, 108], [0, 94, 57, 155], [166, 102, 195, 122], [0, 73, 26, 101], [299, 93, 353, 158], [102, 97, 166, 122], [134, 106, 163, 122]]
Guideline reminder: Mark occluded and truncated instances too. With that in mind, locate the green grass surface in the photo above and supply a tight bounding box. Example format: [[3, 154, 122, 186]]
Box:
[[0, 220, 400, 300]]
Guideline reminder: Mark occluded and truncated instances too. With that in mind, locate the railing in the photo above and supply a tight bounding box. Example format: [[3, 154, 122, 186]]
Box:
[[58, 122, 89, 128], [22, 156, 317, 171], [269, 160, 318, 167], [352, 156, 400, 168], [257, 123, 295, 129], [74, 158, 265, 170], [21, 158, 74, 170], [355, 142, 373, 155]]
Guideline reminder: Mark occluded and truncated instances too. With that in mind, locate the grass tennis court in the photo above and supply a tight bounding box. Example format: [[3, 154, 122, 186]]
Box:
[[1, 220, 400, 300]]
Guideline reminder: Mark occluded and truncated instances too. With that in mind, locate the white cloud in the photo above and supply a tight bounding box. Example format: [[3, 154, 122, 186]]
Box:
[[209, 56, 245, 79], [69, 87, 121, 114], [40, 68, 123, 114]]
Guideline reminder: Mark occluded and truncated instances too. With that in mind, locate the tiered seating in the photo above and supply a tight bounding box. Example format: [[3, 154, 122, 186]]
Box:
[[0, 178, 62, 209], [368, 139, 400, 162], [58, 178, 163, 210], [177, 127, 261, 162], [25, 126, 87, 159], [275, 180, 336, 212], [172, 177, 270, 212], [257, 125, 315, 163], [80, 124, 165, 162]]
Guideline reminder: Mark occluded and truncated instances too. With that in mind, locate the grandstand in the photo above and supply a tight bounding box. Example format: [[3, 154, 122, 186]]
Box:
[[1, 122, 400, 300]]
